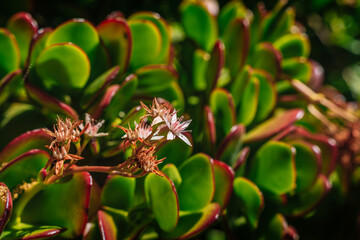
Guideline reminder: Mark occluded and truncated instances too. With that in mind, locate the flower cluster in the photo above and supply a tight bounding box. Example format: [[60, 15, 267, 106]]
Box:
[[43, 114, 108, 176], [117, 98, 192, 175]]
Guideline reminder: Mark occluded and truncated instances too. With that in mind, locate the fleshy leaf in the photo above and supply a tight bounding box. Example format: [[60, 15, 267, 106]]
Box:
[[0, 129, 52, 165], [92, 74, 138, 120], [273, 33, 310, 59], [160, 203, 220, 240], [206, 40, 225, 96], [25, 83, 79, 119], [162, 164, 182, 190], [203, 106, 216, 153], [28, 28, 52, 66], [0, 69, 22, 105], [281, 175, 331, 217], [210, 88, 236, 142], [218, 1, 247, 35], [212, 160, 234, 210], [35, 43, 91, 91], [231, 65, 252, 106], [0, 150, 49, 190], [244, 109, 304, 143], [233, 177, 264, 228], [178, 153, 215, 211], [291, 140, 321, 192], [130, 12, 171, 64], [249, 141, 296, 195], [145, 173, 179, 232], [237, 76, 259, 125], [193, 49, 210, 91], [156, 136, 192, 167], [250, 42, 282, 80], [129, 19, 162, 70], [0, 183, 12, 234], [0, 28, 20, 78], [80, 66, 120, 109], [46, 19, 99, 64], [21, 172, 92, 238], [222, 18, 249, 79], [180, 1, 217, 52], [0, 223, 64, 240], [101, 175, 135, 211], [253, 70, 277, 122], [215, 124, 245, 166], [135, 65, 177, 94], [7, 12, 38, 66], [282, 57, 312, 84], [97, 18, 132, 72]]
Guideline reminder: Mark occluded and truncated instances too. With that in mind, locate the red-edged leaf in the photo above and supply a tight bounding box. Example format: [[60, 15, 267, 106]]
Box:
[[0, 129, 52, 165], [212, 160, 234, 209], [206, 40, 225, 97], [7, 12, 38, 66], [203, 106, 216, 153], [97, 18, 132, 73], [160, 203, 220, 240], [244, 109, 304, 143], [25, 83, 79, 119], [27, 28, 53, 67], [0, 69, 22, 105]]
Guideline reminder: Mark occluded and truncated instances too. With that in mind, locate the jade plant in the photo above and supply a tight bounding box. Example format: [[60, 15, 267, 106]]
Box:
[[0, 0, 360, 239]]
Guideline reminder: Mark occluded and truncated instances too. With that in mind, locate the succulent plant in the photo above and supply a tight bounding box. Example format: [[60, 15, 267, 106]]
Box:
[[0, 0, 359, 239]]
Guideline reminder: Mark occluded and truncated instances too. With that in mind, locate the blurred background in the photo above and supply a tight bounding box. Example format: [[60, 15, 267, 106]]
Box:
[[1, 0, 359, 100]]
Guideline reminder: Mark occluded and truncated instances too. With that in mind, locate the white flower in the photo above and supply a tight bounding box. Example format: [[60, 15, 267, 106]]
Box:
[[163, 111, 192, 146], [79, 113, 108, 138], [119, 121, 163, 142]]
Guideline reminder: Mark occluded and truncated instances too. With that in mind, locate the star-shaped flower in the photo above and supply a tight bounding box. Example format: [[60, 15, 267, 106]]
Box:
[[163, 111, 192, 146]]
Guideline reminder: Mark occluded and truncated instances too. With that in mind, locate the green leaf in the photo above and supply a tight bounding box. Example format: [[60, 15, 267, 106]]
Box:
[[97, 208, 142, 240], [21, 173, 92, 238], [253, 70, 277, 122], [244, 109, 304, 143], [145, 173, 179, 232], [237, 76, 259, 125], [0, 183, 12, 233], [97, 18, 131, 73], [35, 43, 90, 91], [0, 28, 20, 78], [233, 177, 264, 228], [215, 124, 245, 166], [250, 43, 282, 80], [160, 203, 220, 240], [206, 41, 225, 97], [135, 65, 177, 94], [274, 33, 310, 59], [162, 164, 182, 190], [282, 57, 312, 84], [203, 106, 216, 153], [230, 65, 252, 107], [80, 66, 120, 109], [212, 160, 234, 209], [130, 12, 171, 64], [156, 137, 192, 167], [46, 19, 99, 65], [129, 19, 162, 70], [291, 141, 321, 192], [0, 150, 48, 191], [210, 88, 236, 142], [25, 83, 79, 119], [281, 175, 331, 217], [0, 69, 22, 106], [0, 129, 52, 165], [28, 28, 52, 66], [218, 1, 247, 36], [193, 49, 210, 91], [222, 18, 249, 79], [1, 223, 64, 240], [178, 153, 215, 211], [180, 1, 217, 52], [101, 176, 136, 211], [262, 7, 296, 42], [249, 141, 296, 195], [262, 214, 288, 240], [7, 12, 38, 67]]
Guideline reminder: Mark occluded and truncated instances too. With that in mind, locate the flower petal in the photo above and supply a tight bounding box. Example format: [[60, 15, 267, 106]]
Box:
[[152, 116, 164, 126], [177, 133, 192, 146], [167, 131, 175, 140]]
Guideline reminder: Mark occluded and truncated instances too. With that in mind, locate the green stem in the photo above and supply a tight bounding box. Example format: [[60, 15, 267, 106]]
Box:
[[9, 182, 45, 226]]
